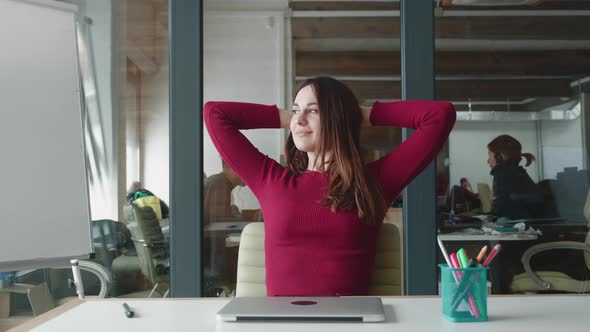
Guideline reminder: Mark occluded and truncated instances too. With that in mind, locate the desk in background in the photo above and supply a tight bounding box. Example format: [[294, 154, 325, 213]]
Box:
[[14, 295, 590, 332], [438, 223, 588, 294], [207, 222, 250, 232], [437, 231, 539, 294], [438, 233, 538, 242]]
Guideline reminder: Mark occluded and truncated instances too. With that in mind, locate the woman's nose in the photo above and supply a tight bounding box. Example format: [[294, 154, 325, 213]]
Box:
[[297, 112, 308, 125]]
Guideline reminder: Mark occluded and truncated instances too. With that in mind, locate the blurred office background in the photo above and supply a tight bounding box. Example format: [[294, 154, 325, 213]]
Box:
[[2, 0, 590, 330]]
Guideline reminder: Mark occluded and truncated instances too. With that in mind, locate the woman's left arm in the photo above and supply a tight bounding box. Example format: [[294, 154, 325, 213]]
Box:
[[365, 101, 456, 204]]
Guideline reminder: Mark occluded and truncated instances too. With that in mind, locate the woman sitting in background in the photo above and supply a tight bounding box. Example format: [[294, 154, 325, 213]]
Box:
[[487, 135, 543, 219]]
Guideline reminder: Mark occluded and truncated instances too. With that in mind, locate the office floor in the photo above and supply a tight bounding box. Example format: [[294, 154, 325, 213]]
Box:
[[0, 314, 32, 332]]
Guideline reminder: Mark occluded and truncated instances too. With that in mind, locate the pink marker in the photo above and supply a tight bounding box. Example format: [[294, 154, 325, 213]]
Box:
[[482, 244, 502, 267], [450, 253, 461, 269]]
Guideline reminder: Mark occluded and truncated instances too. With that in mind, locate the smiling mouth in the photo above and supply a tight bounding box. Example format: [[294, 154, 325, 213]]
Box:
[[295, 132, 312, 137]]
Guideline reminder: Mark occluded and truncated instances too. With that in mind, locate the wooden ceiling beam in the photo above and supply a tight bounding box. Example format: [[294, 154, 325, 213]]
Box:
[[290, 1, 398, 11], [289, 0, 590, 11], [297, 78, 576, 101], [445, 1, 590, 10], [291, 16, 590, 40], [295, 50, 590, 76]]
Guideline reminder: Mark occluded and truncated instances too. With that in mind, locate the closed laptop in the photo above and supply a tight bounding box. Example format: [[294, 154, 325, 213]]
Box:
[[216, 297, 385, 323]]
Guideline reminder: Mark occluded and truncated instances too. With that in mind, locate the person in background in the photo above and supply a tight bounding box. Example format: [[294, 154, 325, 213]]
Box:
[[487, 135, 546, 294], [446, 177, 480, 215], [459, 177, 481, 210], [203, 159, 248, 297], [460, 177, 472, 192], [204, 76, 455, 296], [126, 181, 169, 220], [487, 135, 543, 219], [203, 159, 247, 228]]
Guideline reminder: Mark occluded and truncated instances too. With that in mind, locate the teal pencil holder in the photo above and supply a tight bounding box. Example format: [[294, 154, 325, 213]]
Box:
[[439, 264, 488, 322]]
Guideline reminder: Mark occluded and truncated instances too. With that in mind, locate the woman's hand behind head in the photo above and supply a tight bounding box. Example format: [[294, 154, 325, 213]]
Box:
[[360, 106, 372, 127]]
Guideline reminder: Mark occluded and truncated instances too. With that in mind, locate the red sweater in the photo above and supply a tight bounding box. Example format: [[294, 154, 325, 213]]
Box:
[[204, 100, 456, 296]]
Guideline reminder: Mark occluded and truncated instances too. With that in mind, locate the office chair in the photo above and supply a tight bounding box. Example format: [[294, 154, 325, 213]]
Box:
[[123, 204, 170, 297], [234, 222, 265, 297], [109, 214, 145, 297], [448, 185, 467, 214], [49, 220, 126, 301], [510, 189, 590, 293], [90, 219, 121, 269], [132, 195, 163, 222], [477, 183, 493, 214], [369, 222, 403, 295], [12, 260, 112, 316], [551, 167, 590, 223], [53, 260, 112, 305], [109, 251, 143, 297], [235, 222, 402, 297]]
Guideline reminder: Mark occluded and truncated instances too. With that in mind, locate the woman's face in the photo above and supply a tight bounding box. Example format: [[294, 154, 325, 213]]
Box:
[[291, 85, 321, 152], [487, 150, 497, 168]]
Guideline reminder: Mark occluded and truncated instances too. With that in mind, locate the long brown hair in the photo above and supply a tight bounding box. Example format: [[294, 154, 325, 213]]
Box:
[[488, 134, 535, 166], [285, 77, 386, 224]]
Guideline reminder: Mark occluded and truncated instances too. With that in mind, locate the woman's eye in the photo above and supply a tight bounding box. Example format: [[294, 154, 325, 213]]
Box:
[[309, 109, 318, 113], [292, 109, 300, 114]]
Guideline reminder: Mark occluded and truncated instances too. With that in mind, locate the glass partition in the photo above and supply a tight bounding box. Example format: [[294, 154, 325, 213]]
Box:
[[434, 2, 590, 295]]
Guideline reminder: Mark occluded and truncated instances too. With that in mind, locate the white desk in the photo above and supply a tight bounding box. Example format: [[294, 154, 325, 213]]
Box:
[[14, 295, 589, 332], [207, 222, 250, 232], [438, 233, 538, 241]]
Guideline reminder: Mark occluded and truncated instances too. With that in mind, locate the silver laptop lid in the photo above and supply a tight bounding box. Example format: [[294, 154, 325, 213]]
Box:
[[216, 297, 385, 323]]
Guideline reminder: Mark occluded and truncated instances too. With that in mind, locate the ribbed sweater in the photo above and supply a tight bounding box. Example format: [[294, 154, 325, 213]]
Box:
[[204, 100, 456, 296]]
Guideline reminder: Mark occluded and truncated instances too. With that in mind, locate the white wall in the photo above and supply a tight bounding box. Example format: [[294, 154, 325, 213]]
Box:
[[539, 117, 583, 179], [138, 11, 287, 209], [449, 121, 540, 194], [79, 0, 118, 220], [127, 6, 288, 211], [141, 31, 171, 204], [203, 12, 286, 209]]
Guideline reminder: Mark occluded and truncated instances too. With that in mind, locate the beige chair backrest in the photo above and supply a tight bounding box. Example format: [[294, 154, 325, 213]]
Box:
[[133, 196, 163, 221], [477, 183, 493, 213], [235, 222, 402, 297], [235, 222, 266, 297], [369, 223, 402, 295]]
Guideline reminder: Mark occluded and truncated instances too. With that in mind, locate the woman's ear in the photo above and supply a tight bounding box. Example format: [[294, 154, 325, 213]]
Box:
[[495, 152, 503, 163]]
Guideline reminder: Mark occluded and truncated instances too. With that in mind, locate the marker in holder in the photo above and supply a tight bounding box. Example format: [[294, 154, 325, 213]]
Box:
[[439, 264, 488, 323]]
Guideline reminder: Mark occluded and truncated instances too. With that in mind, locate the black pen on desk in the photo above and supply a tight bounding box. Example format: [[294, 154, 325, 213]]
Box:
[[122, 302, 135, 318]]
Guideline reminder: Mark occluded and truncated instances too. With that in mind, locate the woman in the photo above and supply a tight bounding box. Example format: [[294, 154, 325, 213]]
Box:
[[487, 134, 542, 219], [204, 77, 456, 296]]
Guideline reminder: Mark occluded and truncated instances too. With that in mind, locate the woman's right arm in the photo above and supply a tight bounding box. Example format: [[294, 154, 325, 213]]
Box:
[[203, 101, 288, 193]]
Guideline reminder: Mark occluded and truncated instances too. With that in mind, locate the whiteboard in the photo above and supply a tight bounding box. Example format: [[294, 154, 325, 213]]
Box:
[[0, 0, 92, 271]]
